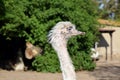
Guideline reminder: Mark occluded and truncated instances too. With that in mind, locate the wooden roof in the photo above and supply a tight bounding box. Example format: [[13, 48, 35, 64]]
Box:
[[98, 19, 120, 27]]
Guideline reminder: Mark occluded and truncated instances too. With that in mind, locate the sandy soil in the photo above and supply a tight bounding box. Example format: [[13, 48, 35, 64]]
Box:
[[0, 61, 120, 80], [0, 70, 94, 80]]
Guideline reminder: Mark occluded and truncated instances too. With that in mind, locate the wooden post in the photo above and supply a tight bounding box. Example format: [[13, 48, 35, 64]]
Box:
[[110, 33, 113, 60]]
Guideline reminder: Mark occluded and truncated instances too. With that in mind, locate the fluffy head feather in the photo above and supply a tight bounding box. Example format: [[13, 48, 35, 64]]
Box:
[[48, 21, 85, 43]]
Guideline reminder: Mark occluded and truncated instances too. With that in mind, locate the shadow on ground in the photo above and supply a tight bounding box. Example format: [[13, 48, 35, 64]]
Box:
[[90, 64, 120, 80]]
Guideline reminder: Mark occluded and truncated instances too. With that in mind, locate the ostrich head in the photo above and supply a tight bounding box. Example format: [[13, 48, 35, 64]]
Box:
[[48, 21, 85, 43]]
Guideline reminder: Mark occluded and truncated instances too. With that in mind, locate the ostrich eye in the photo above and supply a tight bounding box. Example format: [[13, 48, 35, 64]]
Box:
[[67, 26, 73, 31]]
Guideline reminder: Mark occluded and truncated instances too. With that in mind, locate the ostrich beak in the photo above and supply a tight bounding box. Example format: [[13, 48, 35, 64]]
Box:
[[72, 30, 85, 36], [77, 31, 85, 35]]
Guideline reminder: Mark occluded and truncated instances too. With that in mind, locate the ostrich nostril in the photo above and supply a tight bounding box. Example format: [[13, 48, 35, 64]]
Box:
[[82, 32, 85, 35], [78, 31, 85, 35]]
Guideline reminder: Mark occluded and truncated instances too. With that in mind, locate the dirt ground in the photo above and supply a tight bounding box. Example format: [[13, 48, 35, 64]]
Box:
[[0, 60, 120, 80]]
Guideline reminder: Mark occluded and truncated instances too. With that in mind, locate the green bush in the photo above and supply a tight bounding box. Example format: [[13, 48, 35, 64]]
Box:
[[0, 0, 98, 72]]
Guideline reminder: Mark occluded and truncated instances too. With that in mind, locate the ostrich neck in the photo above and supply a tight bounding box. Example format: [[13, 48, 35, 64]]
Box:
[[52, 37, 70, 62], [51, 37, 76, 80], [51, 37, 69, 61]]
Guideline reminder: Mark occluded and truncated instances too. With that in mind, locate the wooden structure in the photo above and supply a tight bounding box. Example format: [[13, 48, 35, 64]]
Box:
[[99, 28, 115, 60]]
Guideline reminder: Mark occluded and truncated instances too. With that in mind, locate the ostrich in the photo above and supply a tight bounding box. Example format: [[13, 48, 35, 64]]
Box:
[[48, 21, 85, 80], [10, 48, 25, 71], [14, 42, 42, 71]]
